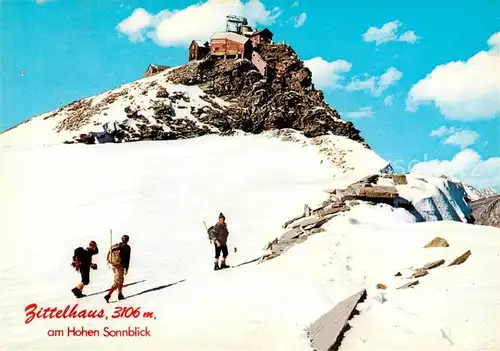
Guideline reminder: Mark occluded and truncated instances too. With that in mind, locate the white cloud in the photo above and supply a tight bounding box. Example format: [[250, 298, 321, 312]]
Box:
[[362, 20, 421, 45], [384, 94, 394, 106], [443, 130, 480, 149], [362, 20, 400, 45], [116, 8, 155, 43], [411, 149, 500, 190], [344, 76, 376, 93], [398, 30, 421, 43], [293, 12, 307, 28], [376, 67, 403, 95], [406, 32, 500, 120], [343, 67, 402, 96], [343, 106, 375, 118], [429, 126, 480, 149], [488, 32, 500, 48], [116, 0, 282, 47], [303, 57, 352, 90], [36, 0, 52, 4], [429, 125, 451, 137], [305, 58, 402, 95]]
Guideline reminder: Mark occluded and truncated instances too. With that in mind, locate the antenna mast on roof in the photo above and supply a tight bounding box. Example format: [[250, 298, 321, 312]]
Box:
[[226, 15, 248, 34]]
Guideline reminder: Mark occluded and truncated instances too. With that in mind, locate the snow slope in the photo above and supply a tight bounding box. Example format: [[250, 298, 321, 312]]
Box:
[[0, 67, 228, 147], [463, 183, 498, 201], [1, 132, 499, 351], [394, 174, 473, 222]]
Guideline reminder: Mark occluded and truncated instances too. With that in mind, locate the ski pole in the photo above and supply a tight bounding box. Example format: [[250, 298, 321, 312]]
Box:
[[203, 221, 212, 243], [108, 229, 112, 268]]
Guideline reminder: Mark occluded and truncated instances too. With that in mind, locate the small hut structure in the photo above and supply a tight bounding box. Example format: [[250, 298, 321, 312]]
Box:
[[189, 40, 210, 61], [250, 28, 273, 47], [210, 32, 252, 60], [144, 64, 169, 77]]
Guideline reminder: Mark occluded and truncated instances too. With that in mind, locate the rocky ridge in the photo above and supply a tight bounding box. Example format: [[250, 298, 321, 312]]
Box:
[[166, 44, 365, 143], [1, 43, 367, 148]]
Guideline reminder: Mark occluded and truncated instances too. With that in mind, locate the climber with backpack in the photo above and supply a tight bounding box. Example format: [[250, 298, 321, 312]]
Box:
[[208, 212, 230, 270], [104, 234, 131, 302], [71, 240, 99, 298]]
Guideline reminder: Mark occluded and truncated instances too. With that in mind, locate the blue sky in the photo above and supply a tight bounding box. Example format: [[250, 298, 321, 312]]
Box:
[[1, 0, 499, 189]]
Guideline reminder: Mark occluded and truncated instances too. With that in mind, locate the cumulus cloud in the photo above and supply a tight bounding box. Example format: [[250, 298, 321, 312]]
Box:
[[411, 149, 500, 190], [116, 8, 156, 43], [303, 57, 352, 90], [305, 58, 402, 95], [443, 130, 480, 149], [429, 126, 480, 149], [342, 106, 375, 118], [293, 12, 307, 28], [406, 32, 500, 120], [488, 32, 500, 48], [398, 30, 420, 43], [362, 20, 400, 45], [362, 20, 421, 45], [384, 94, 394, 106], [116, 0, 282, 47], [344, 67, 403, 96], [376, 67, 403, 95]]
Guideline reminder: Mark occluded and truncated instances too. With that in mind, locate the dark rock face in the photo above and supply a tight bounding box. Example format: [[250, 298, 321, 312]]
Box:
[[166, 43, 367, 146], [470, 194, 500, 228]]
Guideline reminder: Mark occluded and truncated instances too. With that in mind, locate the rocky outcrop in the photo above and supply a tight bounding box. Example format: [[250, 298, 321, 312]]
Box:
[[306, 289, 367, 351], [424, 237, 450, 248], [420, 259, 445, 270], [448, 250, 472, 266], [166, 43, 366, 144], [470, 194, 500, 228]]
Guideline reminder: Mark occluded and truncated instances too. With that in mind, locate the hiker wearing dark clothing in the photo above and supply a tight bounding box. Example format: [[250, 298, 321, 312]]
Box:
[[209, 213, 230, 270], [71, 240, 98, 298], [104, 235, 131, 302]]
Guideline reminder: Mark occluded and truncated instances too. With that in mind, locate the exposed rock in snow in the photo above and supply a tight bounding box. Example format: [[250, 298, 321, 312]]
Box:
[[470, 194, 500, 228], [306, 289, 367, 351], [0, 44, 366, 148], [448, 250, 472, 266], [424, 237, 450, 248], [420, 259, 445, 270]]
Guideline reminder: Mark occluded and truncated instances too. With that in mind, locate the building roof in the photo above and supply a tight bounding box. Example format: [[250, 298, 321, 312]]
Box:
[[147, 64, 169, 70], [251, 28, 273, 37], [210, 32, 249, 45], [192, 40, 208, 47], [148, 64, 170, 69]]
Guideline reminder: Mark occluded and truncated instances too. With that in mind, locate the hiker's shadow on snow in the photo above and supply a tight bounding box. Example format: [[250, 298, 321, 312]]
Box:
[[85, 280, 147, 297], [125, 279, 186, 299]]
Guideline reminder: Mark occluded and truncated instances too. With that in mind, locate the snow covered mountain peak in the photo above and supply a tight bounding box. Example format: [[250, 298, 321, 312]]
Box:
[[0, 43, 365, 148]]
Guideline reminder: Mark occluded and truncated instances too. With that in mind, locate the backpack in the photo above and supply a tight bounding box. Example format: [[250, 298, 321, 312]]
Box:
[[207, 225, 214, 241], [107, 243, 122, 266], [72, 247, 85, 271], [73, 247, 84, 260]]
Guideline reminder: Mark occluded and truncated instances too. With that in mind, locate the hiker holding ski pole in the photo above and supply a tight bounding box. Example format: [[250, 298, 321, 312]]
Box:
[[207, 213, 230, 270], [104, 234, 131, 302]]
